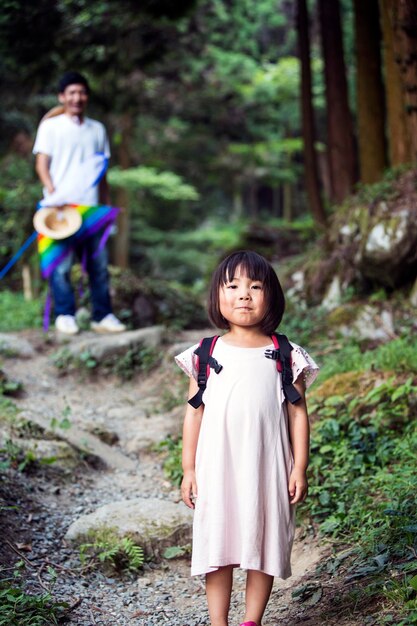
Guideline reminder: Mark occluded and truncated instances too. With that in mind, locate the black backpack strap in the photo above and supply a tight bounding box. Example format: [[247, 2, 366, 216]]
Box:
[[188, 336, 222, 409], [266, 333, 301, 405]]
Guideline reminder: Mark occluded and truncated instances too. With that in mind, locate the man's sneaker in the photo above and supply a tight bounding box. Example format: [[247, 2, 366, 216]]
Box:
[[55, 314, 79, 335], [91, 313, 126, 333]]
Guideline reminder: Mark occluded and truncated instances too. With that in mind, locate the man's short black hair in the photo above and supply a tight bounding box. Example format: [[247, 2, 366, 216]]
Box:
[[58, 72, 90, 94]]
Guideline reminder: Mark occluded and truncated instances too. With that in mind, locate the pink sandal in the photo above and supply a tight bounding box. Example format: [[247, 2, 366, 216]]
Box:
[[240, 623, 258, 626]]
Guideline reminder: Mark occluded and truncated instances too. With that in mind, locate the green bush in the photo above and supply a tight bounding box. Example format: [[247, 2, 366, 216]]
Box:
[[305, 376, 417, 619], [0, 291, 42, 332]]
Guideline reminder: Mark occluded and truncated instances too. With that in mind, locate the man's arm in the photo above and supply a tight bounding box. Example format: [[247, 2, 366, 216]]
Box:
[[35, 153, 55, 194]]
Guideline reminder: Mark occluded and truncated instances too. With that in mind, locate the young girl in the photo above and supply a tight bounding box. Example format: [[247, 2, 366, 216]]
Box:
[[175, 250, 318, 626]]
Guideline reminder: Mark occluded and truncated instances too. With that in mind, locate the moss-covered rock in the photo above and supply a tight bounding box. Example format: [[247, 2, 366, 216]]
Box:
[[304, 168, 417, 299]]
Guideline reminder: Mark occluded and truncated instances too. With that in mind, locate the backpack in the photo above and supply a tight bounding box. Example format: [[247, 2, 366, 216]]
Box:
[[188, 332, 301, 409]]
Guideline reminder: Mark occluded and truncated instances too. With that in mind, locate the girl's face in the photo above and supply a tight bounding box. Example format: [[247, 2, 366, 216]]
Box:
[[219, 265, 267, 330]]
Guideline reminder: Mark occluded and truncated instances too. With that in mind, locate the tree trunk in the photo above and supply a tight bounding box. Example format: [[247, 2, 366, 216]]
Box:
[[297, 0, 327, 228], [318, 0, 357, 203], [354, 0, 387, 183], [379, 0, 412, 165], [232, 186, 243, 219], [389, 0, 417, 160], [112, 113, 132, 269], [283, 181, 293, 221]]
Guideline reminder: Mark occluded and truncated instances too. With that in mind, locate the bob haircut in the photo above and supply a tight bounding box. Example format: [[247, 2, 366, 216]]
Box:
[[208, 250, 285, 335]]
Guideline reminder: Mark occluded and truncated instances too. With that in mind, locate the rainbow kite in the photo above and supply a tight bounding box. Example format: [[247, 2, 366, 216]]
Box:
[[37, 204, 119, 278]]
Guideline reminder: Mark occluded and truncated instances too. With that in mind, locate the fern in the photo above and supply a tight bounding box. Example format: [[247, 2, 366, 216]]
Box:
[[79, 530, 144, 574]]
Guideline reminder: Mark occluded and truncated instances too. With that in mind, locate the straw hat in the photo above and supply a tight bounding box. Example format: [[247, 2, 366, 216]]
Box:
[[33, 206, 82, 240]]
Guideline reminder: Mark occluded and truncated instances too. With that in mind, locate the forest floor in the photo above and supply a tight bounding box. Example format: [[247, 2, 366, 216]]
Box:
[[0, 328, 381, 625]]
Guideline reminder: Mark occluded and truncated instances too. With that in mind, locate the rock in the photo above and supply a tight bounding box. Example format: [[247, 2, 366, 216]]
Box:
[[65, 497, 193, 558], [106, 406, 146, 420], [125, 407, 183, 453], [329, 304, 395, 341], [321, 276, 342, 311], [17, 438, 79, 469], [19, 409, 137, 471], [307, 170, 417, 295], [0, 333, 35, 359], [63, 326, 164, 362], [360, 208, 417, 286]]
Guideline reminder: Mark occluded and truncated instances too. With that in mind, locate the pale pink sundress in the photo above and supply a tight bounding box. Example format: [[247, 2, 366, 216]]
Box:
[[175, 337, 318, 578]]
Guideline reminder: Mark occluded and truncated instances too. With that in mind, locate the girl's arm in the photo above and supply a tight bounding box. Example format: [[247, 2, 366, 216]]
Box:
[[181, 376, 204, 509], [287, 376, 310, 504]]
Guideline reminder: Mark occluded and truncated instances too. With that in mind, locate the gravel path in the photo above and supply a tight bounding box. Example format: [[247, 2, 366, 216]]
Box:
[[1, 329, 330, 626]]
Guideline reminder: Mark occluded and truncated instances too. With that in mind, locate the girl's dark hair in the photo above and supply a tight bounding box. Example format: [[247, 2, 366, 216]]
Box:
[[208, 250, 285, 334]]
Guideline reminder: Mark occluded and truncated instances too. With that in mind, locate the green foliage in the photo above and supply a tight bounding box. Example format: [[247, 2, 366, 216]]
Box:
[[0, 157, 41, 283], [79, 529, 144, 574], [156, 436, 183, 486], [0, 374, 22, 397], [0, 564, 68, 626], [280, 301, 327, 347], [162, 545, 191, 559], [306, 374, 417, 618], [318, 335, 417, 382], [108, 166, 199, 201], [0, 439, 57, 472], [0, 291, 42, 332], [354, 165, 413, 205], [52, 345, 159, 380], [129, 219, 245, 285]]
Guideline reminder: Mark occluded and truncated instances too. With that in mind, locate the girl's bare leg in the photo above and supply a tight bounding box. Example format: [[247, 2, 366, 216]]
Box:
[[243, 569, 274, 625], [206, 565, 234, 626]]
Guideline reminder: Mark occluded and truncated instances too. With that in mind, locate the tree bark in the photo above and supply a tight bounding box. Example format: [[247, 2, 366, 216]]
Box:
[[297, 0, 327, 228], [389, 0, 417, 160], [379, 0, 412, 165], [354, 0, 387, 183], [318, 0, 357, 203], [112, 113, 132, 269]]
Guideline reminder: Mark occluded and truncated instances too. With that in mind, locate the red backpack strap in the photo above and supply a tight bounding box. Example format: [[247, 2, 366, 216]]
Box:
[[270, 333, 283, 372], [188, 336, 222, 409], [265, 333, 301, 404]]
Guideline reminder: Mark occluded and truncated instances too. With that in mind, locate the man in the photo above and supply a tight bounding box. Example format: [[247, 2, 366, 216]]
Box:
[[33, 71, 126, 335]]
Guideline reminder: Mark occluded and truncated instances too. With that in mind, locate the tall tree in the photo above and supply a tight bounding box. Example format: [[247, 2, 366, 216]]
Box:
[[379, 0, 412, 165], [354, 0, 387, 183], [318, 0, 357, 203], [296, 0, 327, 228], [388, 0, 417, 160]]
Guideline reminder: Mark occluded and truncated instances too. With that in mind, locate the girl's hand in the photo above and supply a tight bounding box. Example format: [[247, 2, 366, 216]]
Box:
[[181, 469, 198, 509], [288, 467, 308, 504]]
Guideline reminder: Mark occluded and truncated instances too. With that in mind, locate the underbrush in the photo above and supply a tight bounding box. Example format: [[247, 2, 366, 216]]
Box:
[[0, 291, 42, 332], [0, 569, 68, 626], [306, 375, 417, 622], [52, 344, 160, 380], [318, 335, 417, 382]]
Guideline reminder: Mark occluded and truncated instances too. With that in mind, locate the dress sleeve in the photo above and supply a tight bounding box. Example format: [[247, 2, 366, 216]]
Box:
[[174, 343, 200, 381], [290, 342, 319, 389]]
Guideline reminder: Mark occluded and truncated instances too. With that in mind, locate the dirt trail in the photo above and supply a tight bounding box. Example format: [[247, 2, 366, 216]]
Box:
[[1, 329, 346, 625]]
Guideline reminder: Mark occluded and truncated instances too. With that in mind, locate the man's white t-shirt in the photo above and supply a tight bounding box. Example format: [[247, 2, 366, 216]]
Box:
[[33, 114, 111, 205]]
